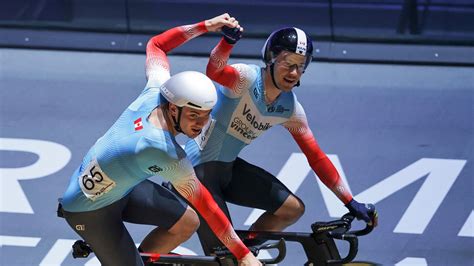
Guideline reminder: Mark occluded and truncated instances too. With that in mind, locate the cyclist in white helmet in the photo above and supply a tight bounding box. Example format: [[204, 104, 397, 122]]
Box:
[[183, 18, 378, 254], [59, 14, 261, 266]]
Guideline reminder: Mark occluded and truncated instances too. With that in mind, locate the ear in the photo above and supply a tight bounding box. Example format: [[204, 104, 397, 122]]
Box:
[[168, 103, 178, 116]]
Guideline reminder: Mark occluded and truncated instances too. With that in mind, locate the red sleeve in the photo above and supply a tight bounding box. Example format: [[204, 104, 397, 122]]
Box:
[[175, 178, 250, 259], [206, 38, 241, 91], [147, 21, 207, 54], [291, 129, 353, 204], [146, 21, 207, 80]]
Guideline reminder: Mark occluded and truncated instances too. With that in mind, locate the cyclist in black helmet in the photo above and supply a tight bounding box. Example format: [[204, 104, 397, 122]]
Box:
[[183, 22, 378, 255], [261, 27, 314, 90]]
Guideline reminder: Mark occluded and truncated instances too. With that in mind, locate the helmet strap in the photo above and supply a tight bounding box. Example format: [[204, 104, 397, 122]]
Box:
[[294, 68, 306, 87], [269, 63, 283, 91], [171, 106, 184, 133]]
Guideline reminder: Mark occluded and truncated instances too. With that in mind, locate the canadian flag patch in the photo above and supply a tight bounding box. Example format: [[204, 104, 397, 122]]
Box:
[[134, 117, 143, 131]]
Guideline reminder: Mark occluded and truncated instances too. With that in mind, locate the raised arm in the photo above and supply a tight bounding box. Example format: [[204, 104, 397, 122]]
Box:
[[145, 13, 240, 87], [206, 39, 240, 88], [145, 21, 208, 86], [205, 18, 258, 95], [283, 102, 353, 204]]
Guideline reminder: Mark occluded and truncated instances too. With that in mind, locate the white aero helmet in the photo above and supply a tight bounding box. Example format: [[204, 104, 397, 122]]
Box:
[[160, 71, 217, 111]]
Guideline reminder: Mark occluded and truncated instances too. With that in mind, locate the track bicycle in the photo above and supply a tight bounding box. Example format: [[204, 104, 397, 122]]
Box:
[[66, 210, 375, 265], [71, 237, 284, 265]]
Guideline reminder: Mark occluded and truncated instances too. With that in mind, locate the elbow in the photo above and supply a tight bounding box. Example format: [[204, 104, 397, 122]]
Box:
[[205, 64, 213, 76], [206, 65, 219, 81], [147, 35, 158, 47], [147, 35, 165, 52]]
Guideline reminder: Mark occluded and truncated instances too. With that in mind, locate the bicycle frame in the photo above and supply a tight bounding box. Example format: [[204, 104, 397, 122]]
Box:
[[236, 230, 341, 265], [241, 213, 374, 266], [70, 213, 373, 266], [236, 213, 374, 266], [71, 238, 285, 265]]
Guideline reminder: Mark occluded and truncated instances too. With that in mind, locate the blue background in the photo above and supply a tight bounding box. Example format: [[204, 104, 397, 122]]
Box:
[[1, 47, 472, 265]]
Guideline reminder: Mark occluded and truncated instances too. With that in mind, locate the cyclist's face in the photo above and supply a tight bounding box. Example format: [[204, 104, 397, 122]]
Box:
[[273, 51, 307, 91], [179, 106, 211, 138]]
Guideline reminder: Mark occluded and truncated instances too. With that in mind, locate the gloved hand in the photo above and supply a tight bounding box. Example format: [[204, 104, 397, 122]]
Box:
[[345, 199, 378, 226], [221, 25, 243, 44]]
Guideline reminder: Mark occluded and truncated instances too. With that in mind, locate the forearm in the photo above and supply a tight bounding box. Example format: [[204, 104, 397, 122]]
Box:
[[147, 21, 208, 54], [292, 131, 353, 204], [173, 176, 250, 259], [146, 21, 208, 81]]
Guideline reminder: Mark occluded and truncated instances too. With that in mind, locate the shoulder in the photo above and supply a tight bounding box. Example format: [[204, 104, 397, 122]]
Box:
[[282, 93, 309, 132], [231, 63, 259, 84], [145, 74, 170, 91], [278, 91, 301, 116], [291, 93, 306, 116], [221, 63, 260, 98], [232, 63, 259, 74], [127, 87, 161, 112]]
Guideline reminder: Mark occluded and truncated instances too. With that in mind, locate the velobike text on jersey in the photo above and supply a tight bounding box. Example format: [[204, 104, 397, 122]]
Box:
[[228, 100, 274, 143], [242, 104, 272, 131]]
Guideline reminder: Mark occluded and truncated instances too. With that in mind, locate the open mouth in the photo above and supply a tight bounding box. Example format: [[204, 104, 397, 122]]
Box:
[[282, 78, 297, 87], [191, 128, 202, 135]]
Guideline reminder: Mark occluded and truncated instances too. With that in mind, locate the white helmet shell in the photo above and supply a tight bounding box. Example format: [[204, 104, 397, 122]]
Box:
[[160, 71, 217, 110]]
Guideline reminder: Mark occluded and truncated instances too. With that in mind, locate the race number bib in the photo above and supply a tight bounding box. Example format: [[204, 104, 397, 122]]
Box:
[[194, 118, 216, 150], [78, 158, 116, 201]]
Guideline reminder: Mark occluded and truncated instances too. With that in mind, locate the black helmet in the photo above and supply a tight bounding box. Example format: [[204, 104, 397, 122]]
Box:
[[261, 27, 313, 69]]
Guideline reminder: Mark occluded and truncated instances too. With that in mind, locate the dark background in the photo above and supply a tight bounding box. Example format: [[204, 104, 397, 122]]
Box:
[[1, 0, 474, 64]]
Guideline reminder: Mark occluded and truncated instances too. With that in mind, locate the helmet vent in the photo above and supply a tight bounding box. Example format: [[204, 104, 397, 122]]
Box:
[[187, 102, 202, 109]]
